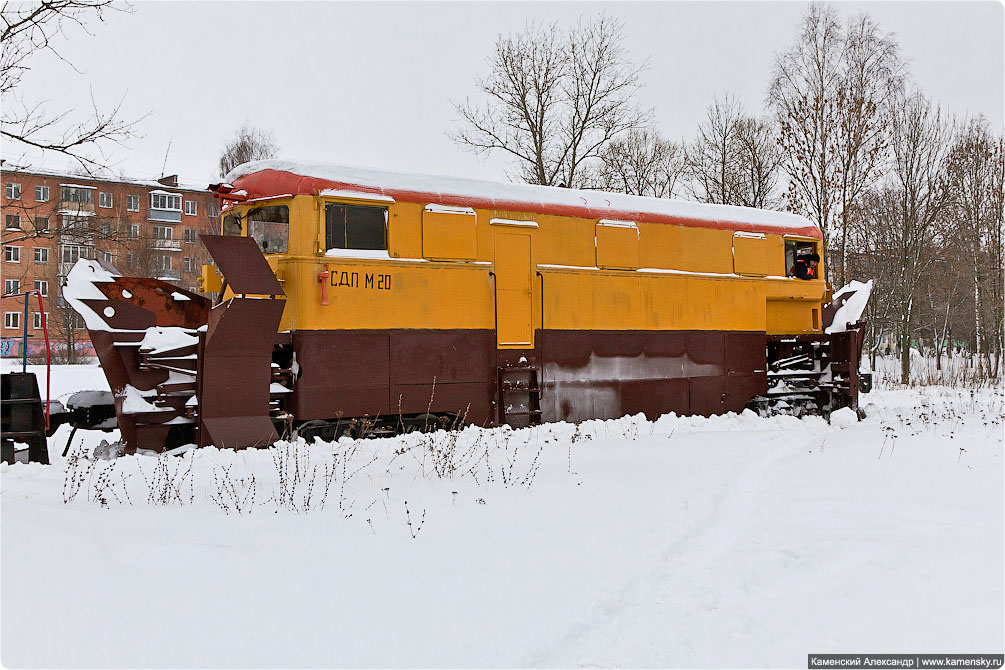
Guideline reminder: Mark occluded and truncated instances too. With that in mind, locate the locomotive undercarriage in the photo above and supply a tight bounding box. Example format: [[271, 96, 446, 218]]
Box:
[[746, 325, 871, 418]]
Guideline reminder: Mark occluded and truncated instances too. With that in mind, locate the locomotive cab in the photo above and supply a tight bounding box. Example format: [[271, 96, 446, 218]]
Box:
[[205, 196, 298, 298]]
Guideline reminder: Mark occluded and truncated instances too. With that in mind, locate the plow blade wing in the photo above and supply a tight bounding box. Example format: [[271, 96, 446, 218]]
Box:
[[198, 296, 286, 449]]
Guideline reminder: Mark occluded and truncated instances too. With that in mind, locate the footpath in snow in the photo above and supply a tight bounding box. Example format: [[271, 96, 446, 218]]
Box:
[[1, 364, 1002, 668]]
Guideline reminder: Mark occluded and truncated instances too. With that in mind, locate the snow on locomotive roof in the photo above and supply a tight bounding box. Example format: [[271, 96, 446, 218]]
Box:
[[225, 159, 821, 238]]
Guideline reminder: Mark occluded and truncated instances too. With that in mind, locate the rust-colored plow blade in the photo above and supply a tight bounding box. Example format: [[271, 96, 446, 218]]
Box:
[[199, 234, 284, 296], [64, 237, 288, 454], [197, 296, 286, 449], [94, 277, 210, 327], [63, 263, 211, 454]]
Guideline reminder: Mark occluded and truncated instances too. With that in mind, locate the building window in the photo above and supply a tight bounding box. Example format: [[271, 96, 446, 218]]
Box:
[[33, 280, 48, 297], [99, 251, 114, 264], [60, 186, 94, 204], [152, 225, 173, 240], [4, 279, 20, 295], [184, 228, 196, 243], [33, 312, 48, 329], [153, 254, 172, 271], [5, 214, 20, 229], [125, 253, 136, 269], [128, 223, 140, 239], [99, 192, 113, 208], [4, 312, 21, 329], [184, 200, 197, 216], [61, 244, 89, 264], [150, 193, 182, 210], [183, 256, 196, 272], [35, 216, 49, 232], [4, 245, 20, 263], [5, 182, 21, 199], [325, 204, 386, 251], [126, 194, 140, 211], [35, 185, 50, 202], [34, 247, 48, 264], [207, 203, 220, 218]]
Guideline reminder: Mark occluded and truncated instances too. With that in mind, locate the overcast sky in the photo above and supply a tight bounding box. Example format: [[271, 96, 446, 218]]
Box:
[[5, 1, 1003, 187]]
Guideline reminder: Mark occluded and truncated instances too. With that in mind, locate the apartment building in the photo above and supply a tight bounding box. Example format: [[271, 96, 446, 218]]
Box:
[[1, 165, 220, 356]]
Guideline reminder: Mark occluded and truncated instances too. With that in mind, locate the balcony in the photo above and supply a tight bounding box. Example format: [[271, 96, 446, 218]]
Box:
[[58, 204, 96, 217], [58, 185, 96, 217], [148, 239, 182, 252], [58, 229, 95, 245], [155, 269, 181, 281], [148, 209, 181, 223]]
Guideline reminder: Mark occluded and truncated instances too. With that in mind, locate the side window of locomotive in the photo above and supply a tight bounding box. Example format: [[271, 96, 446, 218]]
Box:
[[247, 205, 289, 254], [785, 239, 817, 275], [325, 203, 387, 251], [222, 213, 242, 236]]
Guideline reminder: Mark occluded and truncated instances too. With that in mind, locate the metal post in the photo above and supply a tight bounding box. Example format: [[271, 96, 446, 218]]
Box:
[[21, 292, 29, 372]]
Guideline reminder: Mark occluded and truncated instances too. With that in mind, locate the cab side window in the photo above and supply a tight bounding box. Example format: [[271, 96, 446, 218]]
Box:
[[325, 204, 387, 251], [785, 240, 817, 276]]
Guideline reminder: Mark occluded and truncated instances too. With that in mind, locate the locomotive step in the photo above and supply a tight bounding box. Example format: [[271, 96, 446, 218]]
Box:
[[768, 370, 825, 377], [157, 382, 197, 394]]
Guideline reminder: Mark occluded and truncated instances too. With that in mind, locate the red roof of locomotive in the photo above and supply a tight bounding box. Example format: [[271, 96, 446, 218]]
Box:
[[221, 160, 822, 239]]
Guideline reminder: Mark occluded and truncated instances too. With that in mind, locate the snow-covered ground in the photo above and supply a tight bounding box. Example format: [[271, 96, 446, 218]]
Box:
[[2, 363, 1002, 668]]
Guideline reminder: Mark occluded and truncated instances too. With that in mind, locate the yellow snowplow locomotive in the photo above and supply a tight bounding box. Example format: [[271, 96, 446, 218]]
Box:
[[64, 161, 871, 453]]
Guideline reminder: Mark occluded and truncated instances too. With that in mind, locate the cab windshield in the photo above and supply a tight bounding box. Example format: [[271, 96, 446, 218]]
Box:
[[247, 204, 289, 254]]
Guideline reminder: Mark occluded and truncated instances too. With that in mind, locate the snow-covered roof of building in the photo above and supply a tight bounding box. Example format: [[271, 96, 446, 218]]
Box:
[[225, 159, 821, 238], [4, 166, 212, 194]]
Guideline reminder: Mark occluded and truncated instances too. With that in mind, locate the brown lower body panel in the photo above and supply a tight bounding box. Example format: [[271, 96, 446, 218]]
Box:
[[288, 329, 766, 425], [537, 330, 766, 420], [289, 329, 498, 426]]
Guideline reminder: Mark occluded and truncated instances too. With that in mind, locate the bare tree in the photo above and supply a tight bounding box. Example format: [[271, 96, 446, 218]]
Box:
[[992, 134, 1004, 376], [852, 90, 951, 384], [729, 115, 784, 208], [769, 4, 845, 275], [686, 93, 744, 205], [847, 189, 902, 367], [49, 288, 86, 364], [1, 0, 141, 172], [685, 94, 782, 208], [833, 13, 904, 285], [591, 127, 686, 198], [453, 14, 649, 187], [944, 117, 1004, 374], [770, 6, 905, 283], [218, 123, 279, 178]]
